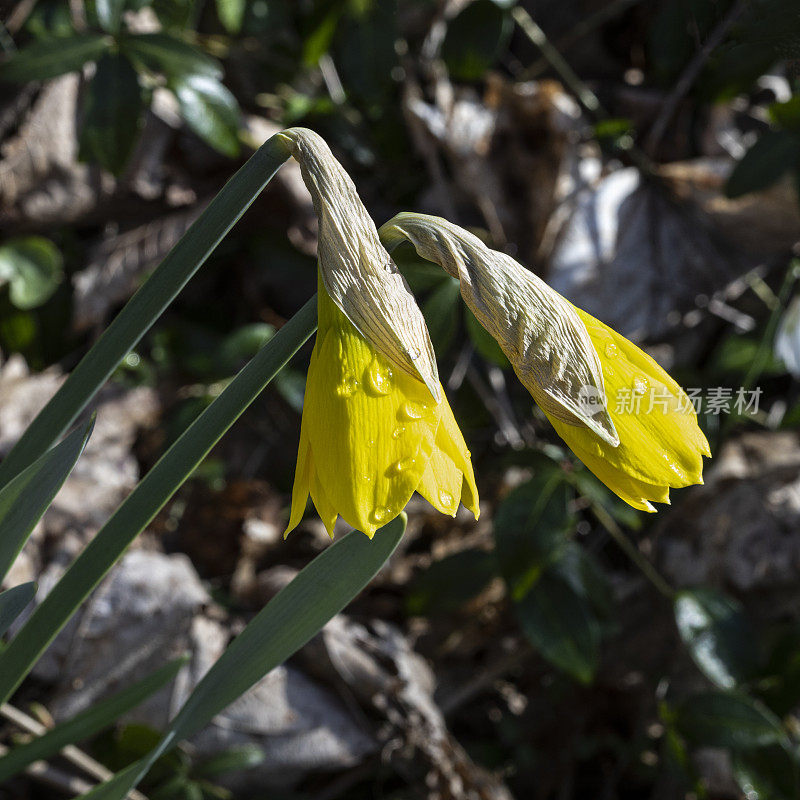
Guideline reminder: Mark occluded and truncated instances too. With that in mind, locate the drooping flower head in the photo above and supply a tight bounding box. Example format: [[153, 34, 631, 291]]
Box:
[[279, 131, 478, 537], [379, 213, 710, 512]]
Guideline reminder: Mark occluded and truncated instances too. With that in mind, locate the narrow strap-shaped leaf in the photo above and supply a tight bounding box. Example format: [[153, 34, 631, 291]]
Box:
[[0, 135, 290, 489], [0, 583, 36, 639], [79, 517, 405, 800], [0, 656, 188, 782], [0, 418, 93, 583], [0, 297, 316, 705]]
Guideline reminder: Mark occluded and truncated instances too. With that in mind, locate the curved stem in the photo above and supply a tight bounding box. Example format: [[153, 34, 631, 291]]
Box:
[[591, 500, 674, 599]]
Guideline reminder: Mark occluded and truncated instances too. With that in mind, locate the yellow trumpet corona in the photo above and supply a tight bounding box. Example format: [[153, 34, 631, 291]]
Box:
[[286, 282, 479, 538], [545, 306, 711, 512]]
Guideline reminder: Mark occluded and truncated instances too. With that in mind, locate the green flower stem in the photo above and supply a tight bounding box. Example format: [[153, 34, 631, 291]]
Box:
[[0, 134, 292, 490], [591, 500, 675, 599], [0, 296, 317, 705]]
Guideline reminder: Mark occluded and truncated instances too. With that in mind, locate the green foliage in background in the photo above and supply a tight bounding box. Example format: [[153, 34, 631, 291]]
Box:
[[0, 2, 242, 169]]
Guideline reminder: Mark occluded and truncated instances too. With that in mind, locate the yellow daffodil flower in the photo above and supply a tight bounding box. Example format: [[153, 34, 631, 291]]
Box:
[[277, 129, 478, 537], [286, 281, 479, 538], [379, 213, 710, 513], [546, 306, 710, 511]]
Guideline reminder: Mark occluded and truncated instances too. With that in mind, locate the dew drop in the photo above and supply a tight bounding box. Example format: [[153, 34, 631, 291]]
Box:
[[370, 506, 390, 524], [367, 361, 393, 396], [389, 456, 416, 475], [408, 347, 421, 360], [633, 376, 649, 395], [400, 401, 426, 420], [439, 490, 454, 509], [392, 426, 406, 440], [605, 343, 618, 358], [336, 376, 359, 397]]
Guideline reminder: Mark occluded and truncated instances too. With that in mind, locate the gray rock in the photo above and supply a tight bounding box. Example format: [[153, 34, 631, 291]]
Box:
[[656, 431, 800, 593]]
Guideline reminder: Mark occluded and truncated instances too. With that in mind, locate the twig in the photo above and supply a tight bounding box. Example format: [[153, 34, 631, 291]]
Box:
[[401, 78, 459, 223], [511, 6, 601, 115], [5, 0, 38, 35], [313, 759, 378, 800], [521, 0, 647, 81], [447, 342, 473, 392], [719, 258, 800, 441], [319, 53, 346, 105], [511, 5, 655, 176], [644, 0, 748, 155], [439, 648, 529, 716], [1, 703, 149, 800], [741, 259, 799, 392], [0, 742, 97, 796], [68, 0, 87, 31], [466, 365, 524, 448], [589, 504, 675, 599]]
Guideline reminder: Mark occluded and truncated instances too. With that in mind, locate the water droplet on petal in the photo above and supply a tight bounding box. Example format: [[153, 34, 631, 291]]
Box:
[[408, 347, 421, 360], [366, 361, 392, 396], [605, 343, 618, 358], [370, 506, 390, 524], [439, 490, 454, 509], [392, 426, 405, 440], [633, 376, 648, 395], [400, 401, 426, 420], [336, 376, 359, 397], [389, 456, 416, 475]]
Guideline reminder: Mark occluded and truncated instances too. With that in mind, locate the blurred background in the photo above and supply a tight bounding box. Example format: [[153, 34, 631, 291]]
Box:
[[1, 0, 800, 798]]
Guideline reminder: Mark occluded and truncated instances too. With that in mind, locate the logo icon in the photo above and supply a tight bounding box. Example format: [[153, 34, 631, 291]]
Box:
[[577, 385, 605, 416]]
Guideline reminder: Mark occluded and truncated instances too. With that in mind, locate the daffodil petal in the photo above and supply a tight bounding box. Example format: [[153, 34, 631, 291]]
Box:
[[416, 394, 470, 517], [566, 307, 707, 488], [437, 393, 479, 517], [286, 423, 312, 537], [309, 464, 339, 539], [542, 307, 709, 511], [305, 296, 440, 536]]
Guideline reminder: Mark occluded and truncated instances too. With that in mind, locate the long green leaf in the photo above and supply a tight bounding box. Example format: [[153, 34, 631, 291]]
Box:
[[81, 517, 405, 800], [0, 657, 188, 782], [0, 135, 290, 489], [0, 419, 93, 583], [0, 33, 111, 82], [0, 583, 36, 639], [0, 297, 316, 705]]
